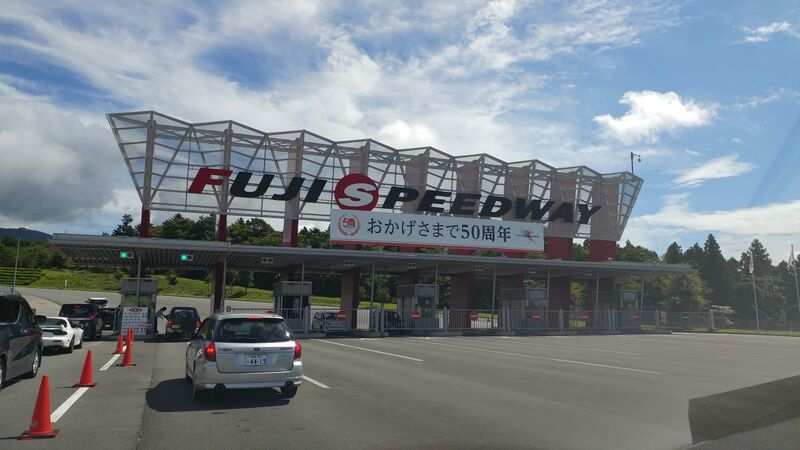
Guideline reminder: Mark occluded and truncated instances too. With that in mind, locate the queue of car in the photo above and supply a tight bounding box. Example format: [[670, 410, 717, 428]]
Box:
[[3, 293, 304, 403]]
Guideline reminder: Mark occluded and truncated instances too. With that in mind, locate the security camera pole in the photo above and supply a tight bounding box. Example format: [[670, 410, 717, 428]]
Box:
[[630, 152, 642, 174], [791, 245, 800, 321], [748, 247, 760, 330]]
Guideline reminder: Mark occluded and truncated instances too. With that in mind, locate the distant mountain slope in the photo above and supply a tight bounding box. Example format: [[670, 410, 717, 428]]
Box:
[[0, 228, 52, 241]]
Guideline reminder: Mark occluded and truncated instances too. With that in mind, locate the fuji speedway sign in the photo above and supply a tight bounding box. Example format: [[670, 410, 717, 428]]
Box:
[[188, 169, 602, 224]]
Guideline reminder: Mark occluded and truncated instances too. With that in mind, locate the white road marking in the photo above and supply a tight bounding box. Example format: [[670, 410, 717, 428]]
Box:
[[302, 375, 331, 389], [312, 339, 424, 362], [51, 387, 89, 423], [463, 336, 640, 356], [404, 339, 659, 374], [100, 347, 125, 371]]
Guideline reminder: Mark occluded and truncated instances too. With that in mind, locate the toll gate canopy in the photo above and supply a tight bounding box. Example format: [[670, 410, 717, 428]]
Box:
[[52, 234, 694, 281]]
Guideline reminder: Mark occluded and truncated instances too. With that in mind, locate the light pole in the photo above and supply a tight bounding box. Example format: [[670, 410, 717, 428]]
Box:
[[630, 152, 642, 174], [12, 226, 27, 291]]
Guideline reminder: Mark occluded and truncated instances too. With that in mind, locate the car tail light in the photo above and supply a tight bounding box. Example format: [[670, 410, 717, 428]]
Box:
[[293, 341, 302, 360], [89, 315, 95, 319], [203, 342, 216, 361], [195, 320, 201, 328], [167, 319, 173, 327]]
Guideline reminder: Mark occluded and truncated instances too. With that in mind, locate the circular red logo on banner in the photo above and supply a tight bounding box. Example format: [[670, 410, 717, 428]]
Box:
[[334, 174, 379, 211], [337, 310, 347, 321], [411, 310, 421, 321], [470, 311, 479, 321]]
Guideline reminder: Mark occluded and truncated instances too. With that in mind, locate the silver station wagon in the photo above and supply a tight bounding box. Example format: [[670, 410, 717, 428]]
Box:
[[185, 313, 302, 400]]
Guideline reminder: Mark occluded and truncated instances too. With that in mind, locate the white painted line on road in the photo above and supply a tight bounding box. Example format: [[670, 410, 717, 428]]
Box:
[[302, 375, 331, 389], [464, 336, 640, 356], [100, 347, 125, 371], [312, 339, 424, 362], [51, 387, 89, 423], [405, 339, 659, 374]]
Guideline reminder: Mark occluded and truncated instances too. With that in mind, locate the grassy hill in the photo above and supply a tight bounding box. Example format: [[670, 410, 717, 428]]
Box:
[[28, 269, 348, 307]]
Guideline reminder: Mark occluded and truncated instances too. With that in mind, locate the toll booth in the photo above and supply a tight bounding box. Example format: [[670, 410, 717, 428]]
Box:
[[596, 290, 641, 329], [397, 284, 438, 329], [501, 287, 547, 329], [120, 278, 158, 335], [273, 281, 312, 332]]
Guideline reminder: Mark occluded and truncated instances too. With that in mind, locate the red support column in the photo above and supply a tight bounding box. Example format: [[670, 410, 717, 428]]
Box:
[[546, 236, 573, 327], [586, 239, 616, 311], [212, 214, 227, 313], [340, 270, 360, 328], [139, 208, 150, 238]]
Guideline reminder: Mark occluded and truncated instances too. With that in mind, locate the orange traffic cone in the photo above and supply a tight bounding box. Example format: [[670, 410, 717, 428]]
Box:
[[119, 337, 135, 367], [114, 331, 125, 354], [73, 350, 97, 388], [127, 327, 135, 344], [18, 374, 59, 439]]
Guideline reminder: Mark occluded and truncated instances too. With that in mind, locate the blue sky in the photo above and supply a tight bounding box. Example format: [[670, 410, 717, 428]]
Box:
[[0, 0, 798, 261]]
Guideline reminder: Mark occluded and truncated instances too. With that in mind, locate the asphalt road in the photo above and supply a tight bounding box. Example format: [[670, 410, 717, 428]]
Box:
[[2, 288, 799, 449]]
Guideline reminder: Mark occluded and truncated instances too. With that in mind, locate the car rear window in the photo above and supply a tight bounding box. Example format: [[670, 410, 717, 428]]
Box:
[[44, 318, 68, 327], [171, 309, 198, 319], [0, 300, 19, 323], [216, 318, 291, 343], [59, 305, 93, 318]]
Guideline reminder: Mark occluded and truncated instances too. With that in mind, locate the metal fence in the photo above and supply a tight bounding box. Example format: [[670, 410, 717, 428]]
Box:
[[0, 284, 18, 295], [224, 305, 800, 335]]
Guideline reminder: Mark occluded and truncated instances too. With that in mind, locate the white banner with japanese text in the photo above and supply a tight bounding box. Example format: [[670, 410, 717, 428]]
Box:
[[330, 210, 544, 252]]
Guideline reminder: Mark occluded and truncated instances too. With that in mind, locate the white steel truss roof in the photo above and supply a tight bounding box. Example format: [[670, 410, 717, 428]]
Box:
[[108, 111, 642, 241]]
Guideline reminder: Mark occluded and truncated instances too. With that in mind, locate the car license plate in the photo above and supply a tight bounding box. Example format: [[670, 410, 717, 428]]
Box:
[[244, 354, 270, 366], [171, 324, 181, 330]]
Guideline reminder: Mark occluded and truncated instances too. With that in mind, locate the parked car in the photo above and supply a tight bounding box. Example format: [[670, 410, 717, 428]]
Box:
[[99, 307, 117, 330], [185, 313, 302, 401], [165, 307, 201, 340], [87, 297, 109, 309], [40, 317, 83, 353], [0, 293, 43, 392], [311, 312, 348, 332], [58, 303, 103, 340]]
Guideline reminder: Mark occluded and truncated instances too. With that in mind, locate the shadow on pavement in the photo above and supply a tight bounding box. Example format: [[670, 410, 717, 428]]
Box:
[[689, 374, 800, 445], [146, 378, 290, 412]]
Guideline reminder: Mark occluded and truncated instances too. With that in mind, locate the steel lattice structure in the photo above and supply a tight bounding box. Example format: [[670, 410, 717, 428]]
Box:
[[108, 111, 642, 241]]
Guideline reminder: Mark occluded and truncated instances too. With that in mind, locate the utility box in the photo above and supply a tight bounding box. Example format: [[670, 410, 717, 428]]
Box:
[[273, 281, 312, 332], [120, 278, 158, 335], [397, 284, 438, 329], [501, 287, 547, 328]]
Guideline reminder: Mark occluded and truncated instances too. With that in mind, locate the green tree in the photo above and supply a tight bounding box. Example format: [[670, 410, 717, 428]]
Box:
[[112, 214, 137, 237], [617, 240, 660, 263], [663, 242, 684, 264], [684, 243, 704, 268], [700, 234, 735, 306]]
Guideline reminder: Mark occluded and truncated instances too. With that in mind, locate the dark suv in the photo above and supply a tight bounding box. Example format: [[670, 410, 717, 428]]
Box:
[[0, 293, 43, 392], [59, 303, 103, 340], [165, 307, 201, 341]]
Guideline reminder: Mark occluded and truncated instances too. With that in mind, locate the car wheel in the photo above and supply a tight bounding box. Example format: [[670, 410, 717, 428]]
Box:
[[95, 327, 102, 340], [24, 348, 41, 379], [280, 383, 298, 399], [191, 367, 205, 401], [66, 338, 74, 354], [184, 363, 191, 384], [75, 336, 83, 349], [0, 358, 6, 392]]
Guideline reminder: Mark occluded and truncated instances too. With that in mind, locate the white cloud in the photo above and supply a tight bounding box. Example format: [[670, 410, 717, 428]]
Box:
[[741, 21, 799, 43], [594, 91, 717, 145], [623, 193, 800, 259], [671, 154, 756, 188], [0, 0, 681, 230]]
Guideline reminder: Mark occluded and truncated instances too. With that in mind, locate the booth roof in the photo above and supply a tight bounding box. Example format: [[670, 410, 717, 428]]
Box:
[[51, 234, 694, 280]]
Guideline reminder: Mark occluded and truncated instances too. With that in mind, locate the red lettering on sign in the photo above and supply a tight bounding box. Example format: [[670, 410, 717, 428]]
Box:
[[334, 174, 379, 211], [188, 167, 233, 194]]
